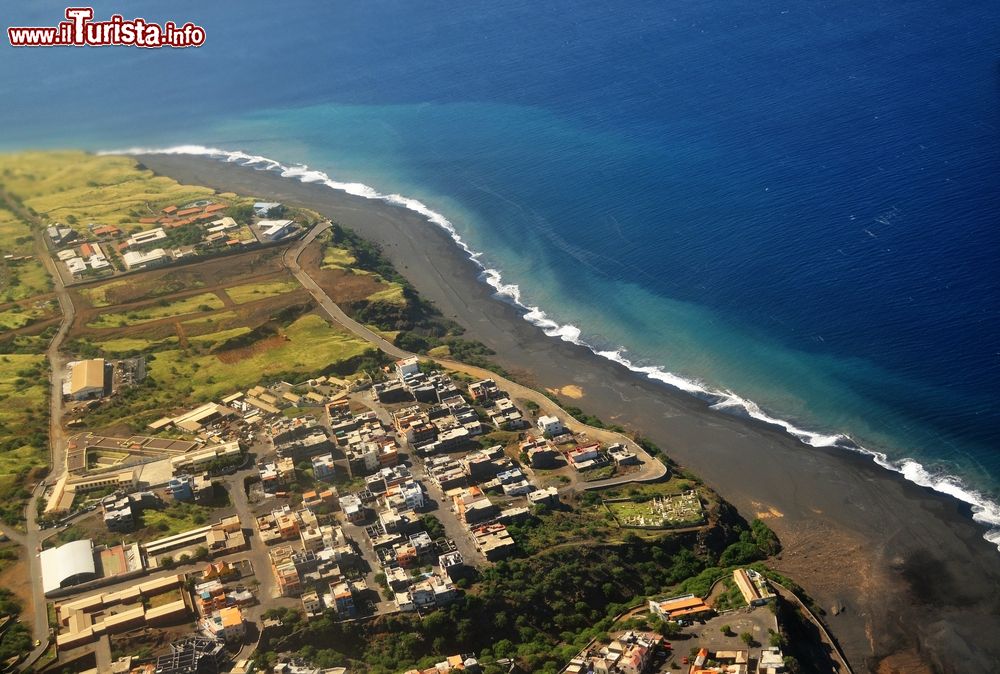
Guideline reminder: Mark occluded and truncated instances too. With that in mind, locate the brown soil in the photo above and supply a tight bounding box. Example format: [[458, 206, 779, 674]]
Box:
[[0, 546, 34, 629], [298, 238, 386, 304]]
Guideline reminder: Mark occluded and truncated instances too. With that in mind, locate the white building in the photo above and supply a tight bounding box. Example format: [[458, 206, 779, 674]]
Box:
[[536, 415, 565, 436], [396, 356, 420, 378], [258, 219, 297, 241], [126, 227, 167, 249], [40, 539, 97, 595], [122, 248, 168, 271]]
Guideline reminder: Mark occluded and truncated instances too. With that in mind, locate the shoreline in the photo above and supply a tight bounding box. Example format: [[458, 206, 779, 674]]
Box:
[[109, 146, 1000, 550], [132, 151, 1000, 671]]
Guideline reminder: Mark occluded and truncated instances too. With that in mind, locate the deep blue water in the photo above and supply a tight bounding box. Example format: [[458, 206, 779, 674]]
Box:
[[2, 0, 999, 535]]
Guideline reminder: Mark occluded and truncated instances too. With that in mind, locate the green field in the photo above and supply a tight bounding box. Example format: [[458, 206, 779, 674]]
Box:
[[142, 502, 212, 537], [0, 299, 54, 330], [92, 336, 179, 355], [0, 151, 237, 236], [182, 310, 236, 327], [85, 314, 373, 429], [187, 326, 251, 345], [366, 281, 407, 305], [152, 314, 371, 400], [224, 279, 301, 305], [79, 280, 129, 308], [87, 292, 225, 328], [321, 245, 357, 270], [0, 207, 51, 303]]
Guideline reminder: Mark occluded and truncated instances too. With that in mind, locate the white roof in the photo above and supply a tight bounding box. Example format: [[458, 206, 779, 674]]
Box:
[[259, 219, 294, 235], [40, 539, 96, 594]]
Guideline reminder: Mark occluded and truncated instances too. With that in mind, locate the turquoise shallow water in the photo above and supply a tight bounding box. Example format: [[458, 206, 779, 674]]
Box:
[[2, 0, 998, 542]]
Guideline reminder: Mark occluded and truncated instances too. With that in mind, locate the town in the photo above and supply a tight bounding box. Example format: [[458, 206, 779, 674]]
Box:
[[0, 153, 849, 674]]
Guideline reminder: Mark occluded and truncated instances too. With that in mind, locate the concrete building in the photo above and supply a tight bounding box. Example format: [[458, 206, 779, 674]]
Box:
[[258, 219, 297, 241], [122, 247, 168, 270], [536, 415, 565, 436]]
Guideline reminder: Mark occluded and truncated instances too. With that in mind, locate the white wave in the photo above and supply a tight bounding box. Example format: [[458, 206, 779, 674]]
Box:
[[104, 143, 1000, 551]]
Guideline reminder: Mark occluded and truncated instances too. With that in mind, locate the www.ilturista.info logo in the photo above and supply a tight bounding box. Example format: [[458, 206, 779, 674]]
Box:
[[7, 7, 206, 48]]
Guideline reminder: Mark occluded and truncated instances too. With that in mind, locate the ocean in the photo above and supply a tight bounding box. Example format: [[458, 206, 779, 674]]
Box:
[[3, 0, 999, 544]]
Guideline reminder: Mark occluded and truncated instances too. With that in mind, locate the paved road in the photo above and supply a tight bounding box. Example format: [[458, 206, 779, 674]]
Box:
[[0, 188, 78, 670]]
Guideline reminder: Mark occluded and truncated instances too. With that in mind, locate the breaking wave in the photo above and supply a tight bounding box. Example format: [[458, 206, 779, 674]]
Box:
[[103, 143, 1000, 550]]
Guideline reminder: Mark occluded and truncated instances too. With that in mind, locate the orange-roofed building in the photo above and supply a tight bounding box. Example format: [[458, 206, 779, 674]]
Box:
[[203, 203, 227, 213], [648, 594, 713, 621], [162, 205, 178, 214], [176, 206, 202, 217]]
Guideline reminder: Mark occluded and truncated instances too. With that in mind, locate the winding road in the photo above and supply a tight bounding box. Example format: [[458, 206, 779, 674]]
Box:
[[283, 222, 667, 490]]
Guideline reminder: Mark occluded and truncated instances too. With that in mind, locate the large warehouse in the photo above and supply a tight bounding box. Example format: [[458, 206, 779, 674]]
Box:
[[40, 539, 98, 595]]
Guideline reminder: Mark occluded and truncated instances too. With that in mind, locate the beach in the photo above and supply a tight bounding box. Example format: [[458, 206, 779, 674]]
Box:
[[137, 153, 1000, 673]]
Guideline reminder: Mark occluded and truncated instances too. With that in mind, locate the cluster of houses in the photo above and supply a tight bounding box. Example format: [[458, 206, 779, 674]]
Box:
[[563, 631, 665, 674], [54, 239, 112, 277], [686, 646, 787, 674], [255, 502, 367, 617]]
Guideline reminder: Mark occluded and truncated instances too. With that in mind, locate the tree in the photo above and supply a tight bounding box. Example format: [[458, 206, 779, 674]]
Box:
[[740, 631, 754, 646], [161, 556, 175, 569], [720, 624, 733, 636]]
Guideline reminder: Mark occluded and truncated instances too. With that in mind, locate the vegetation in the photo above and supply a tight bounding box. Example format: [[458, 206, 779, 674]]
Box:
[[142, 501, 213, 537], [86, 292, 225, 328], [0, 353, 49, 526], [0, 206, 50, 302], [224, 279, 301, 305], [80, 314, 375, 430], [0, 589, 31, 665], [0, 151, 235, 236]]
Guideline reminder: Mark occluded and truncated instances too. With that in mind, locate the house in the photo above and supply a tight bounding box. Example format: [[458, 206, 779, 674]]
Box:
[[468, 379, 501, 402], [329, 580, 355, 616], [396, 356, 420, 378], [527, 486, 560, 507], [608, 443, 639, 466], [536, 415, 565, 436], [567, 442, 603, 471], [521, 436, 559, 468], [64, 256, 87, 277]]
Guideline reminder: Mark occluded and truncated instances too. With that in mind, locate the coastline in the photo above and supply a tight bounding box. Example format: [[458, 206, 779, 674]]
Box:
[[131, 151, 1000, 672]]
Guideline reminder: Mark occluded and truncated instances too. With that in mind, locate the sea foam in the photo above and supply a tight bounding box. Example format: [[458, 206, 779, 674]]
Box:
[[103, 143, 1000, 551]]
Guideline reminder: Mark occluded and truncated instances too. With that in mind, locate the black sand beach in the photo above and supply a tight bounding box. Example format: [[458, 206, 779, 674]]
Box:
[[137, 154, 1000, 673]]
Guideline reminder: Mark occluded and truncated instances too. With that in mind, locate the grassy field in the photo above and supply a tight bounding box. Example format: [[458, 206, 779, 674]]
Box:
[[224, 279, 301, 305], [142, 502, 212, 537], [83, 313, 373, 429], [366, 281, 407, 305], [321, 245, 357, 270], [0, 207, 51, 303], [87, 292, 225, 328], [151, 314, 372, 400], [91, 336, 178, 355], [79, 280, 129, 308], [187, 326, 251, 346], [0, 151, 242, 236], [182, 310, 236, 327]]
